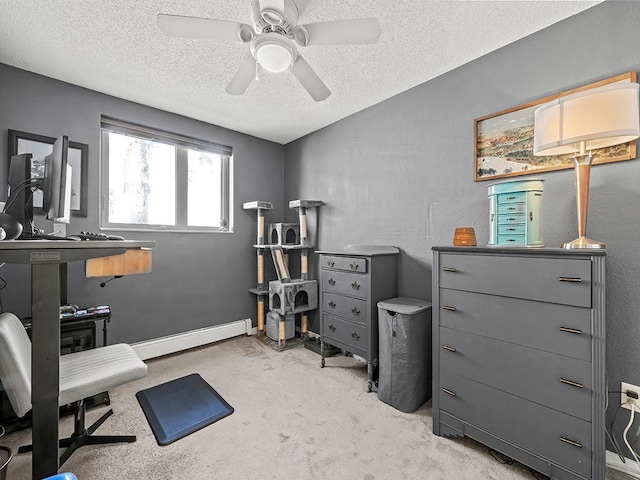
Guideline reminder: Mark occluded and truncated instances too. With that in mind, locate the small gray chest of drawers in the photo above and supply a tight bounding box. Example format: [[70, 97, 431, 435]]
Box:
[[432, 246, 605, 480], [318, 246, 399, 392]]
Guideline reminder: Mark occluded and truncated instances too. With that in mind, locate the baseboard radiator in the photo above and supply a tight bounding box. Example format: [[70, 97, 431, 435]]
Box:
[[132, 318, 256, 360]]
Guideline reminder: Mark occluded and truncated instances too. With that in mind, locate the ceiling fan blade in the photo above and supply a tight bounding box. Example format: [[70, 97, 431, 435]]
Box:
[[226, 55, 257, 95], [290, 55, 331, 102], [157, 14, 253, 42], [257, 0, 285, 15], [294, 18, 381, 46]]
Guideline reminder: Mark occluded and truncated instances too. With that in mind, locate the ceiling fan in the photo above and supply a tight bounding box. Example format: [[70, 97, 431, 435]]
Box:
[[157, 0, 381, 102]]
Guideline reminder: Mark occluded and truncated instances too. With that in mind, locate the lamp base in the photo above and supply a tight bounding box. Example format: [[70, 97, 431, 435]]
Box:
[[562, 236, 606, 249]]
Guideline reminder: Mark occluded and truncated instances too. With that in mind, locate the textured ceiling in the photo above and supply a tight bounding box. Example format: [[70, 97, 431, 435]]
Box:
[[0, 0, 601, 144]]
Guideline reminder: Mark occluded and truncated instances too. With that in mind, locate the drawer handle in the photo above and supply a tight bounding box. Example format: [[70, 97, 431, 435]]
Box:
[[560, 378, 584, 389], [441, 345, 456, 352], [442, 388, 457, 397], [560, 437, 583, 449], [328, 324, 336, 332], [560, 326, 583, 335], [327, 260, 335, 267], [507, 207, 516, 211], [350, 261, 360, 270], [559, 277, 582, 283], [351, 307, 361, 316], [529, 211, 534, 221], [506, 217, 516, 221], [507, 228, 516, 231], [328, 278, 336, 286], [328, 301, 336, 308], [506, 196, 517, 200], [351, 281, 360, 290], [442, 305, 457, 312], [506, 239, 516, 242], [351, 331, 360, 341], [442, 267, 457, 272]]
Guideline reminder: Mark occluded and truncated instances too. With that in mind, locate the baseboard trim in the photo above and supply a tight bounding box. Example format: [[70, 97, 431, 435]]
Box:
[[606, 449, 640, 478], [132, 318, 253, 360]]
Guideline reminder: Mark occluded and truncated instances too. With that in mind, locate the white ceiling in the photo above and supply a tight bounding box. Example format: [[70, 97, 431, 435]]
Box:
[[0, 0, 601, 144]]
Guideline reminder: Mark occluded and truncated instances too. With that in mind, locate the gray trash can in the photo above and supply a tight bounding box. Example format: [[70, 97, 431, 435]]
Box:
[[377, 297, 432, 413]]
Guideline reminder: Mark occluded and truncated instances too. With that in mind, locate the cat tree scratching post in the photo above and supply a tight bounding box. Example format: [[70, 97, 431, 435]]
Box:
[[243, 201, 273, 335], [289, 200, 324, 338]]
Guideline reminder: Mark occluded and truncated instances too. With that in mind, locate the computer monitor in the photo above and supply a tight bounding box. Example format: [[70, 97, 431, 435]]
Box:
[[2, 135, 71, 239], [43, 135, 71, 223]]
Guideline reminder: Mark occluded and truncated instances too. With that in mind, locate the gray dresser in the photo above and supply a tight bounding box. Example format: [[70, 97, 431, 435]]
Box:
[[432, 246, 605, 480], [318, 246, 399, 392]]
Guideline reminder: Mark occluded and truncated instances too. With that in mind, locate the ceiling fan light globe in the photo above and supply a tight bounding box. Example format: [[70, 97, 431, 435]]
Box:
[[256, 42, 293, 72]]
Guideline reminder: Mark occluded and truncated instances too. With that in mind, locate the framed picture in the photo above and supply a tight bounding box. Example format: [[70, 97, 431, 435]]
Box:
[[8, 130, 88, 217], [474, 71, 637, 182]]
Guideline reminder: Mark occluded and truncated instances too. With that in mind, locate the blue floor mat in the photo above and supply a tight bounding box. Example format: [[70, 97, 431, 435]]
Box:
[[136, 373, 234, 446]]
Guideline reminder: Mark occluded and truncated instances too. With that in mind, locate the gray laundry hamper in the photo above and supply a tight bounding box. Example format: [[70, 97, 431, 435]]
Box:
[[377, 297, 432, 413]]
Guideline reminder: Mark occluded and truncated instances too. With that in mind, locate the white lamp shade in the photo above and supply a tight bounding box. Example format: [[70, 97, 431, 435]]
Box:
[[533, 82, 640, 156]]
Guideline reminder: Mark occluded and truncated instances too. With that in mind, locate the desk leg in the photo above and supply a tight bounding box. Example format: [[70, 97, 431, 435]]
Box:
[[31, 263, 61, 480]]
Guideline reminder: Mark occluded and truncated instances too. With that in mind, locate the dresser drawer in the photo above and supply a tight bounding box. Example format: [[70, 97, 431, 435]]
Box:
[[439, 327, 592, 421], [322, 292, 368, 326], [497, 224, 525, 235], [497, 203, 525, 214], [439, 370, 592, 478], [321, 255, 368, 273], [322, 313, 367, 357], [439, 289, 591, 361], [497, 213, 526, 225], [496, 234, 525, 245], [497, 191, 526, 204], [321, 270, 368, 299], [438, 253, 592, 307]]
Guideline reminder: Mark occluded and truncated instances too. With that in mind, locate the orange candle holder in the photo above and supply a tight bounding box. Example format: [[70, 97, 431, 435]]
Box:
[[453, 227, 477, 246]]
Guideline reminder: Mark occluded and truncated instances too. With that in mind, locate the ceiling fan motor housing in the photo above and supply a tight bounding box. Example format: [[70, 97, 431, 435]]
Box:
[[251, 0, 299, 36]]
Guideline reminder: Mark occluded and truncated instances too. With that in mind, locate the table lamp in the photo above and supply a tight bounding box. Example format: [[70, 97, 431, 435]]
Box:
[[533, 82, 640, 249]]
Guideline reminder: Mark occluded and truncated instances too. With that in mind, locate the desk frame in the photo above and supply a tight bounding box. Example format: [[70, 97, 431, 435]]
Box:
[[0, 240, 153, 480]]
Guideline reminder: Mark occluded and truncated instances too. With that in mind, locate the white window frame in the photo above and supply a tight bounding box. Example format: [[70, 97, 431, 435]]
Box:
[[100, 117, 233, 233]]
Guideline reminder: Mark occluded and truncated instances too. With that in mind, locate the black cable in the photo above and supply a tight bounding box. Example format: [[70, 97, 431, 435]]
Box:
[[489, 448, 515, 465], [489, 448, 549, 479], [99, 276, 123, 288], [2, 177, 40, 213]]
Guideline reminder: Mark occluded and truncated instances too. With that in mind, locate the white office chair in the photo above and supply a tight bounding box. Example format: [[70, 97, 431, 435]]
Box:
[[0, 312, 147, 466]]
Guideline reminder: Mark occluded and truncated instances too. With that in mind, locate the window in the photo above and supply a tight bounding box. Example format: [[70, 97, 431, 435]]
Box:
[[100, 118, 232, 232]]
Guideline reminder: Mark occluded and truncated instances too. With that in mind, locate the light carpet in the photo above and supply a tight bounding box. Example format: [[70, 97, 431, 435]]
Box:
[[0, 334, 635, 479]]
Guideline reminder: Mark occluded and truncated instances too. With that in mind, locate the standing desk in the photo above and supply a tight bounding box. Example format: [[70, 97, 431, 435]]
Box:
[[0, 239, 154, 480]]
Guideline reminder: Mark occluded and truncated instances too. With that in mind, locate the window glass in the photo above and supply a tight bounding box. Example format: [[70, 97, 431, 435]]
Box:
[[100, 120, 232, 233], [188, 149, 222, 227], [107, 132, 176, 225]]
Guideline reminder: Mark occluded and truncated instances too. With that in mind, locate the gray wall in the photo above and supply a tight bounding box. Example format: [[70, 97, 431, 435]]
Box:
[[0, 63, 284, 344], [284, 0, 640, 450]]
